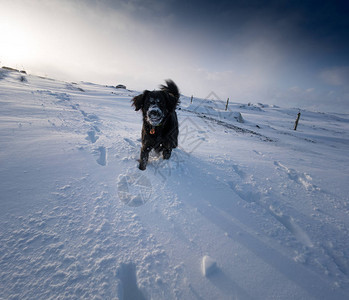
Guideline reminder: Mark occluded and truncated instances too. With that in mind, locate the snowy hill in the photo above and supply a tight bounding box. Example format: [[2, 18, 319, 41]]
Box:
[[1, 67, 349, 299]]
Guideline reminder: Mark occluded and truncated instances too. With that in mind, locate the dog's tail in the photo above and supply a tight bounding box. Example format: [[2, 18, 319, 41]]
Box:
[[160, 79, 180, 107]]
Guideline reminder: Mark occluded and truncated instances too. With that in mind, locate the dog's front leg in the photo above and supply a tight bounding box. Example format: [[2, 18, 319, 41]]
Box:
[[162, 140, 173, 160], [139, 146, 151, 170], [163, 148, 172, 160]]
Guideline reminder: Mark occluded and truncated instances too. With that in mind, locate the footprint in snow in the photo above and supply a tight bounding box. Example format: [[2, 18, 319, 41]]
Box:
[[95, 146, 107, 166], [232, 164, 246, 179], [81, 110, 99, 122], [274, 161, 319, 191], [118, 263, 146, 300], [268, 205, 313, 248], [86, 129, 99, 143], [229, 174, 313, 248]]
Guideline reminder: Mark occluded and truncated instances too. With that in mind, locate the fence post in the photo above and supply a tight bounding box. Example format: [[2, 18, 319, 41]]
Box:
[[225, 98, 229, 111], [294, 112, 301, 130]]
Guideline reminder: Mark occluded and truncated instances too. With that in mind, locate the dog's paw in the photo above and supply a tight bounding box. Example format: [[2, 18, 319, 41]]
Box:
[[163, 149, 172, 160], [138, 155, 148, 171], [139, 163, 146, 171]]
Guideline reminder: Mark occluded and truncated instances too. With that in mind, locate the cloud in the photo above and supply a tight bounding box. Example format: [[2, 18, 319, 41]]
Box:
[[266, 85, 349, 113], [320, 67, 349, 86], [1, 0, 348, 112]]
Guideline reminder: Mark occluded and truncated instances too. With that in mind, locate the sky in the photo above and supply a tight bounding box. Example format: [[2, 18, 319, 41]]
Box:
[[1, 0, 349, 112]]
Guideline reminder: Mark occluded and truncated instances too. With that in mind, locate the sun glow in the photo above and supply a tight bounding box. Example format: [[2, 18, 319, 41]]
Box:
[[0, 13, 38, 67]]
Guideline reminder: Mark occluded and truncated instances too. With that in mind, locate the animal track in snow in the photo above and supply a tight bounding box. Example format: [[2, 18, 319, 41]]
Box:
[[118, 263, 146, 300], [323, 242, 349, 276], [253, 150, 265, 157], [229, 181, 260, 203], [81, 110, 100, 122], [268, 205, 313, 248], [86, 130, 99, 143], [36, 90, 71, 103], [230, 166, 313, 248], [232, 164, 246, 179], [66, 102, 105, 165], [70, 103, 80, 110], [34, 88, 109, 168], [96, 146, 107, 166], [274, 161, 319, 191]]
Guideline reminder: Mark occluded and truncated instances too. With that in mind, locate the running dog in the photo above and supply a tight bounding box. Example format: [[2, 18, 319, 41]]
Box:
[[132, 80, 180, 170]]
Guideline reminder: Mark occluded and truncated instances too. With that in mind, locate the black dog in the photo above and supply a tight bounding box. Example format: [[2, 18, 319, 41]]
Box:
[[132, 80, 180, 170]]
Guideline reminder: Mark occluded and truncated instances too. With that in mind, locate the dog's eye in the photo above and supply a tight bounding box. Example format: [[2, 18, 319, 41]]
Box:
[[149, 98, 160, 105]]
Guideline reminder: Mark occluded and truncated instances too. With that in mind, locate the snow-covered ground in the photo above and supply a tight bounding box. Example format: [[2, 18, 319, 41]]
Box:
[[1, 68, 348, 299]]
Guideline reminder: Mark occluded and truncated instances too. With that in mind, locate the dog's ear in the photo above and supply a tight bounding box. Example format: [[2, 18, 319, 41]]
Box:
[[132, 90, 149, 111]]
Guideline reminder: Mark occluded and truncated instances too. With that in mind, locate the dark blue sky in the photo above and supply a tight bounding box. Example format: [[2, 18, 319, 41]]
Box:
[[96, 0, 349, 108], [2, 0, 348, 111], [119, 0, 349, 71]]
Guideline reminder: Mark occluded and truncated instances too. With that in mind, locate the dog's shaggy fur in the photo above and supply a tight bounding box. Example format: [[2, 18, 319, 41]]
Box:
[[132, 80, 180, 170]]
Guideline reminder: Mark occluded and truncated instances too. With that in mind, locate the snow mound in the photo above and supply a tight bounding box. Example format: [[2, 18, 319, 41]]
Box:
[[202, 255, 218, 277]]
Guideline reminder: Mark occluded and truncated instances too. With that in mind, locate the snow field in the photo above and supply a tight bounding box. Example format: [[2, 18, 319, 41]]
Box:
[[1, 68, 349, 299]]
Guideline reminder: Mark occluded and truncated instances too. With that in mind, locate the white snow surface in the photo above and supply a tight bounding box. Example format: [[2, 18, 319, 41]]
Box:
[[1, 68, 349, 299]]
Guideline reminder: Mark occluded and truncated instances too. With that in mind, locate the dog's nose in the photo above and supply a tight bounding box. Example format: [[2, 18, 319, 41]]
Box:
[[149, 110, 160, 117]]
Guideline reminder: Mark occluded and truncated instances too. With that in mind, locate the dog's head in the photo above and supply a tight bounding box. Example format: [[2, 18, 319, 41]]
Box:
[[132, 80, 180, 126]]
